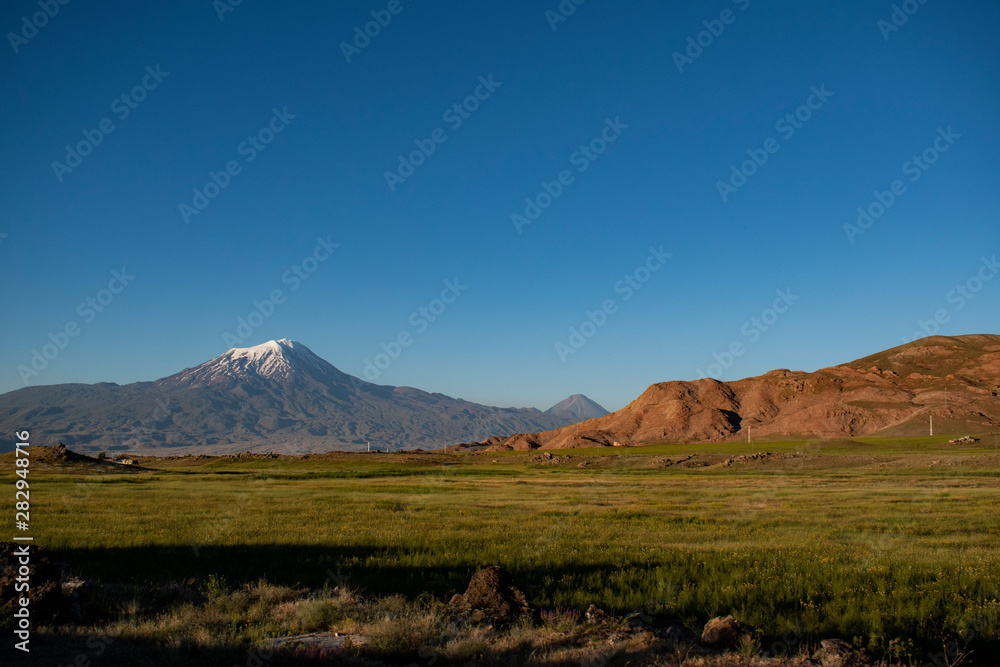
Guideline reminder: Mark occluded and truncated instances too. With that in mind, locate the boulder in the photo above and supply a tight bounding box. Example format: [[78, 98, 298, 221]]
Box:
[[449, 566, 535, 625], [701, 614, 756, 649]]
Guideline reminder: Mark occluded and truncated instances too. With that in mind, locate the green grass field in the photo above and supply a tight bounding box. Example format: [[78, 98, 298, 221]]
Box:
[[7, 436, 1000, 664]]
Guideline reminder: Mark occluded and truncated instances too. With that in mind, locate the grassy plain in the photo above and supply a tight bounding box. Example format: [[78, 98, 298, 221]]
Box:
[[5, 435, 1000, 664]]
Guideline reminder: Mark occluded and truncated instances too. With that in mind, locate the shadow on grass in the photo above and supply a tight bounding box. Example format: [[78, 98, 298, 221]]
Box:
[[54, 542, 633, 606], [1, 632, 270, 667], [38, 544, 1000, 667], [8, 542, 688, 667], [2, 630, 664, 667]]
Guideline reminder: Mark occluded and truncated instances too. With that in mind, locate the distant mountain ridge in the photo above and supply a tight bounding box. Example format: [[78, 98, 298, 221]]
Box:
[[485, 335, 1000, 451], [0, 340, 585, 455]]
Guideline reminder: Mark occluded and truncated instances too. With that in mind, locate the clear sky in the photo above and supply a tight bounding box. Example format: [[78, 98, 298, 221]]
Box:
[[2, 1, 998, 412]]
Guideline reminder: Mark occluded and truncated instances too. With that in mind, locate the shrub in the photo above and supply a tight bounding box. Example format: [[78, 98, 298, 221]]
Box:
[[295, 600, 342, 632]]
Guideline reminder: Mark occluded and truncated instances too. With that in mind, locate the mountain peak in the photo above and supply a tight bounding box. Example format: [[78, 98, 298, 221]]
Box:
[[546, 394, 609, 422], [231, 338, 300, 360], [167, 339, 338, 386], [226, 339, 299, 379]]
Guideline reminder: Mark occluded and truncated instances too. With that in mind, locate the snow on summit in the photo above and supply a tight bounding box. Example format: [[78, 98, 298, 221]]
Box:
[[172, 339, 334, 385], [227, 339, 300, 379]]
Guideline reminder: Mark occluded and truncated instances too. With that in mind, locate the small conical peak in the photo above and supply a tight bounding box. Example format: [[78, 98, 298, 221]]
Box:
[[546, 394, 609, 421]]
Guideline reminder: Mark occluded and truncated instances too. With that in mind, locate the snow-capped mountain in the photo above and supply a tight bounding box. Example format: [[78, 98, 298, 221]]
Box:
[[0, 340, 576, 455], [166, 339, 348, 386]]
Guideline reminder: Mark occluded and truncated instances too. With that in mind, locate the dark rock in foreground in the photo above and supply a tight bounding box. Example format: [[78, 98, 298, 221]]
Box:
[[447, 565, 537, 625], [701, 614, 756, 649]]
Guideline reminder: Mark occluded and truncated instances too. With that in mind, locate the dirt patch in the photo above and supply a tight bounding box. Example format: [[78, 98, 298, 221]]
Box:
[[266, 631, 368, 652], [529, 452, 567, 464], [719, 451, 806, 467]]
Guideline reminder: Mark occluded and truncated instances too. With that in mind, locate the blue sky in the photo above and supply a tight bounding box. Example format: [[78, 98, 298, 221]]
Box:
[[2, 0, 998, 412]]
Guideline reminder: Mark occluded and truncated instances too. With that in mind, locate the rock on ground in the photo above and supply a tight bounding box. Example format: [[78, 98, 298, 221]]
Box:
[[700, 614, 756, 649], [447, 565, 536, 625]]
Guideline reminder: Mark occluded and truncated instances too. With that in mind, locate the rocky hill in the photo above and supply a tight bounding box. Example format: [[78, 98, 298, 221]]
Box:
[[485, 335, 1000, 451]]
